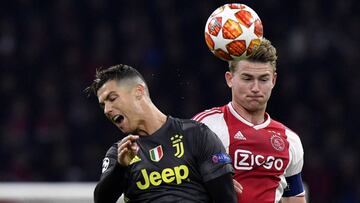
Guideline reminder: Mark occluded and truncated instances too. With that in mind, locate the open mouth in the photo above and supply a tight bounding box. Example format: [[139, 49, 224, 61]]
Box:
[[112, 115, 124, 124]]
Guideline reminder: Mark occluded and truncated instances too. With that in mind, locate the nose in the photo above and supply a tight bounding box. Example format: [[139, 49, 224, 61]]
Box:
[[250, 80, 260, 92], [104, 103, 113, 116]]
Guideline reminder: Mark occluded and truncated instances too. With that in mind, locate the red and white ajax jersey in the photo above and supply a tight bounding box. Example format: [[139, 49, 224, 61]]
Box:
[[193, 103, 304, 203]]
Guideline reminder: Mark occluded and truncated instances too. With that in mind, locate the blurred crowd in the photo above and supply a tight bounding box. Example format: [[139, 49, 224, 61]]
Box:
[[0, 0, 359, 202]]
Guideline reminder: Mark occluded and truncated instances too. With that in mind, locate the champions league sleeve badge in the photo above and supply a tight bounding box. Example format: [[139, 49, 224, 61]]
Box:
[[212, 153, 231, 164], [102, 157, 110, 173]]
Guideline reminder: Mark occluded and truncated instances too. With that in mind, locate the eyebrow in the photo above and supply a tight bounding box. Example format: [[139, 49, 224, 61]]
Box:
[[99, 91, 116, 108], [241, 73, 271, 77]]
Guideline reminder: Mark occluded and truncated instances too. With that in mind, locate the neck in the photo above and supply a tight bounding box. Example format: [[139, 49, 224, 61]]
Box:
[[135, 101, 167, 136], [231, 101, 266, 125]]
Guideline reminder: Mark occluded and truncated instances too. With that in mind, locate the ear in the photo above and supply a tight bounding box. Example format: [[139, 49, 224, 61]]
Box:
[[134, 84, 145, 99], [272, 72, 277, 87], [225, 71, 233, 88]]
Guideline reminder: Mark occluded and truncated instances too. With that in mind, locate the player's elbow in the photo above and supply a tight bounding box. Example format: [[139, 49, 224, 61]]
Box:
[[94, 182, 121, 203]]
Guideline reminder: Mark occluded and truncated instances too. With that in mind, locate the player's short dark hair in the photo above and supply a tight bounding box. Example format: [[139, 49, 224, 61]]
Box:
[[229, 38, 278, 72], [84, 64, 148, 97]]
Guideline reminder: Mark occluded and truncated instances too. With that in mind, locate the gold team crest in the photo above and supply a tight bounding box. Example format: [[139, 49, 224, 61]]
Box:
[[171, 134, 184, 158]]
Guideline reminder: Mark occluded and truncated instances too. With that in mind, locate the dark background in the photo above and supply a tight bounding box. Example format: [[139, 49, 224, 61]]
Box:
[[0, 0, 359, 202]]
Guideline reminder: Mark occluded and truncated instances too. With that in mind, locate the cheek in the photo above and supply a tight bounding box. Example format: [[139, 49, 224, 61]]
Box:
[[264, 85, 274, 95], [233, 82, 247, 94], [125, 98, 140, 113], [114, 98, 128, 112], [114, 99, 123, 107]]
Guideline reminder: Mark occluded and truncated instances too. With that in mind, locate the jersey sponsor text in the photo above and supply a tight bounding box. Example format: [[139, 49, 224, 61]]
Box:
[[234, 149, 284, 171], [136, 165, 189, 190]]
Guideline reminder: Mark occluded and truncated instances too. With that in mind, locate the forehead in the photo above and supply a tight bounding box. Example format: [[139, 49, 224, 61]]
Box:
[[235, 60, 274, 74], [97, 80, 122, 101]]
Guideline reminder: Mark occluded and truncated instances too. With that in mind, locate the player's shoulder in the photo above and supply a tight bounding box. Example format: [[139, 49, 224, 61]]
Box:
[[170, 116, 205, 131], [104, 142, 119, 158], [170, 116, 217, 138], [270, 117, 297, 134], [192, 105, 225, 122], [270, 117, 302, 145], [268, 117, 286, 128]]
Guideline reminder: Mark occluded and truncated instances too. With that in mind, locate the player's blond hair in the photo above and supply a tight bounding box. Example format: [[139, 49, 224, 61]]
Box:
[[228, 38, 278, 72]]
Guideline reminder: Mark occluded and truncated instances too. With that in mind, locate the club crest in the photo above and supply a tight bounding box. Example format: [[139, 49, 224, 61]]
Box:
[[270, 134, 285, 151], [171, 134, 184, 158]]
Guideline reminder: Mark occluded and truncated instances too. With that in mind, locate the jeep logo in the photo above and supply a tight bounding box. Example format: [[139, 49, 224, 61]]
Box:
[[136, 165, 189, 190]]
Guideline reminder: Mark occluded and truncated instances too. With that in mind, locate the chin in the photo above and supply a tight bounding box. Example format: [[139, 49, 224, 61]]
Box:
[[118, 128, 126, 134], [118, 126, 135, 135], [246, 106, 263, 113], [116, 125, 127, 133]]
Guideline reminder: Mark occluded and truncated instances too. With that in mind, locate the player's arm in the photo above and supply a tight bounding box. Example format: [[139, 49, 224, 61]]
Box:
[[94, 135, 139, 203], [281, 174, 306, 202], [194, 123, 237, 203], [94, 144, 126, 203], [282, 129, 306, 203], [281, 196, 306, 203], [281, 173, 306, 203], [204, 173, 237, 203]]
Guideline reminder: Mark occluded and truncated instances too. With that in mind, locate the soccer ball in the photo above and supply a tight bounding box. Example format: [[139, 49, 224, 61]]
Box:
[[204, 3, 263, 61]]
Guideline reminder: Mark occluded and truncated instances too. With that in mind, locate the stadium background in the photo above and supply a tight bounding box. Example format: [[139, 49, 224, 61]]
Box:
[[0, 0, 359, 202]]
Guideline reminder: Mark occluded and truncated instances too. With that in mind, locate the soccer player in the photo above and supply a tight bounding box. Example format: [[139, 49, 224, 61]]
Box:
[[193, 38, 306, 203], [85, 64, 237, 203]]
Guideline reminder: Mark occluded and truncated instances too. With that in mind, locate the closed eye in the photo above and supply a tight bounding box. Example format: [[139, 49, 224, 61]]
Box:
[[109, 95, 117, 102], [98, 91, 118, 109], [241, 76, 252, 81]]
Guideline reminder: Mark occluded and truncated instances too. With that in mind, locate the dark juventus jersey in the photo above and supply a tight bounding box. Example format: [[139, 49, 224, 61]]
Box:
[[97, 116, 233, 203]]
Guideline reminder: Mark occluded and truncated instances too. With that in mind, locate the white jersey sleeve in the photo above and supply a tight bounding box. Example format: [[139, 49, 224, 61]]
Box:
[[198, 113, 230, 153], [284, 128, 304, 177]]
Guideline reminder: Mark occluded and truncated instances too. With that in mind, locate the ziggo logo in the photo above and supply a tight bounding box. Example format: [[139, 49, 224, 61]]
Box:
[[136, 165, 189, 190], [234, 149, 284, 171]]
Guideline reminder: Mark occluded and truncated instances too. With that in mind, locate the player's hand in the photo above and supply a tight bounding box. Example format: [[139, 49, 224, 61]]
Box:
[[233, 179, 243, 194], [117, 134, 139, 166]]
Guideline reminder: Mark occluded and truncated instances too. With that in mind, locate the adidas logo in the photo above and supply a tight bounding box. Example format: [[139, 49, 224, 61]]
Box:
[[129, 155, 141, 165], [234, 131, 246, 140]]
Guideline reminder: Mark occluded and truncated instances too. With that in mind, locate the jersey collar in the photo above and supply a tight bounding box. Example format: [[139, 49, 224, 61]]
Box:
[[227, 102, 271, 130]]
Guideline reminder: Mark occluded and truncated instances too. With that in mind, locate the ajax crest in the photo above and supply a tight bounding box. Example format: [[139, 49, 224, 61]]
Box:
[[270, 135, 285, 151]]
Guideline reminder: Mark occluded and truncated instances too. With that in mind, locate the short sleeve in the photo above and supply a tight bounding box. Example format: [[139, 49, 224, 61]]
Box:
[[100, 143, 119, 179], [285, 128, 304, 177], [194, 123, 234, 182]]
